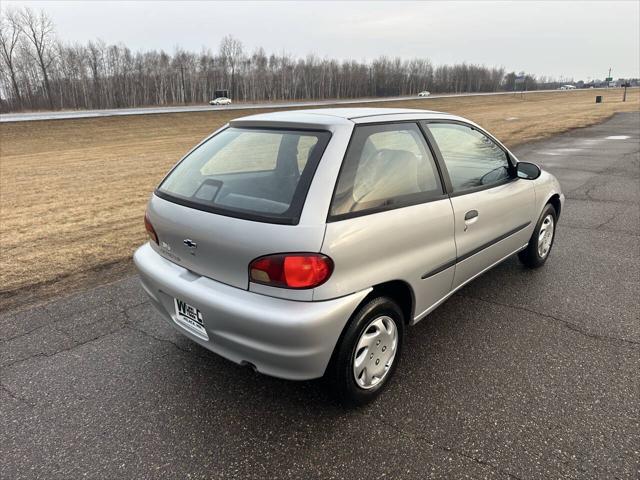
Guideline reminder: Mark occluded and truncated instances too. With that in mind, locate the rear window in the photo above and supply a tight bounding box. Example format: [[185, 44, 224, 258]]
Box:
[[157, 127, 331, 224]]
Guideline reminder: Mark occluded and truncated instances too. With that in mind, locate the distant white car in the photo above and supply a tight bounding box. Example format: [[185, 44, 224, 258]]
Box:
[[559, 85, 576, 90], [210, 97, 232, 105], [418, 91, 431, 97]]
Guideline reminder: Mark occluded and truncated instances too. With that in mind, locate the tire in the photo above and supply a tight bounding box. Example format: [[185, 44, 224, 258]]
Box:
[[327, 296, 405, 406], [518, 203, 557, 268]]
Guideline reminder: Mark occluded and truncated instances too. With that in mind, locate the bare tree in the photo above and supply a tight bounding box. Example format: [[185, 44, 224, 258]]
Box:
[[0, 8, 24, 108], [19, 7, 56, 108], [219, 35, 243, 98], [1, 8, 574, 114], [87, 40, 105, 108]]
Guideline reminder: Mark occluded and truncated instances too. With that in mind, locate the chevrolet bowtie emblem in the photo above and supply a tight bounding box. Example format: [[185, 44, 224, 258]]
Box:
[[183, 239, 197, 249]]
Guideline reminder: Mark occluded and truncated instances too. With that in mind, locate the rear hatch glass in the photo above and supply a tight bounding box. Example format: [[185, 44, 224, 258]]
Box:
[[156, 127, 331, 224]]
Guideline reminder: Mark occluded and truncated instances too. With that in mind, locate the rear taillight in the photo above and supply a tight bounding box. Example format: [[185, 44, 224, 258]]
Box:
[[249, 253, 333, 289], [144, 211, 158, 244]]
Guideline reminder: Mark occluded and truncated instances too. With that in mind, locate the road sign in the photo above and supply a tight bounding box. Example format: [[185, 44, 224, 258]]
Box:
[[605, 77, 613, 82]]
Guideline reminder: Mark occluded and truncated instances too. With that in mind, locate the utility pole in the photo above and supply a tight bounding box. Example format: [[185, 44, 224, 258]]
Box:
[[605, 67, 613, 88]]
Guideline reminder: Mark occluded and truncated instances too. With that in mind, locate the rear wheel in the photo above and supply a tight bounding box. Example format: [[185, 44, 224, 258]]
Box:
[[328, 296, 405, 406], [519, 203, 557, 268]]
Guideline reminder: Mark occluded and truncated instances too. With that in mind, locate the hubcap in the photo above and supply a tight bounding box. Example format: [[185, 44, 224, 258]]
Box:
[[352, 315, 398, 390], [537, 214, 555, 258]]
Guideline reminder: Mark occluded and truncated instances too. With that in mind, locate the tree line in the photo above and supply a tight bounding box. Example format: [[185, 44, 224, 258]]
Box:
[[1, 7, 558, 113]]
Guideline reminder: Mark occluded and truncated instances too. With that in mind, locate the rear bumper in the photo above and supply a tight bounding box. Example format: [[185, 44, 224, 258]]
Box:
[[133, 243, 370, 380]]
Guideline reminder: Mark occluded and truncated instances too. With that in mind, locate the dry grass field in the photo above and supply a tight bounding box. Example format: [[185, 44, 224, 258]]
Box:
[[1, 88, 638, 309]]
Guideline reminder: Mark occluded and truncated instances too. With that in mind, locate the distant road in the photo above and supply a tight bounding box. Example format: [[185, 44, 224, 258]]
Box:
[[0, 88, 596, 123]]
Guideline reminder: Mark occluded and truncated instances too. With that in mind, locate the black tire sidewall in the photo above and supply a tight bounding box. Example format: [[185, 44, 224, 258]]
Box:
[[523, 203, 557, 267], [331, 296, 405, 406]]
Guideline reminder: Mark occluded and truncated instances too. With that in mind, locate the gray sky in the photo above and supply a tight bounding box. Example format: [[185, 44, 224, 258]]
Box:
[[4, 0, 640, 80]]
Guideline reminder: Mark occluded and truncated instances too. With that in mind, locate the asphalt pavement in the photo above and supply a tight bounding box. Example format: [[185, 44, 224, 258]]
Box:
[[1, 112, 639, 479]]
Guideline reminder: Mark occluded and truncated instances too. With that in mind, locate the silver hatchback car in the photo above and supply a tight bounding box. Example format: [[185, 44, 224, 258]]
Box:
[[135, 108, 564, 404]]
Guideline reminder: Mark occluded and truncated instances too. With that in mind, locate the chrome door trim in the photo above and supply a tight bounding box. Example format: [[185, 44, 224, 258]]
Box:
[[412, 243, 528, 324]]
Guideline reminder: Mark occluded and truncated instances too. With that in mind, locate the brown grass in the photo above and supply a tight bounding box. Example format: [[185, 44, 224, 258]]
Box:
[[1, 88, 638, 309]]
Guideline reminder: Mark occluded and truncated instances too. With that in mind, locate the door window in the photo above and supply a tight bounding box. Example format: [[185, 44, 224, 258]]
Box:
[[426, 123, 512, 192], [330, 123, 443, 218]]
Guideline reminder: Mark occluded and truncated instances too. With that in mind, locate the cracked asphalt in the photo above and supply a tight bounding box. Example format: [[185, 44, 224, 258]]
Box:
[[1, 112, 639, 479]]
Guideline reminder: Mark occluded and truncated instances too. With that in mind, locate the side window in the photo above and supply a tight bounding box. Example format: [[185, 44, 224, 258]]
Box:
[[330, 123, 443, 218], [426, 123, 512, 192]]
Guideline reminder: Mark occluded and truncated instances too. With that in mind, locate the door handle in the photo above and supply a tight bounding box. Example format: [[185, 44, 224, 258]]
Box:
[[464, 210, 478, 231], [464, 210, 479, 221]]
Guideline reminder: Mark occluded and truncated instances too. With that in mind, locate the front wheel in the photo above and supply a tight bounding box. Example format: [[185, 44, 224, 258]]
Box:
[[519, 203, 557, 268], [327, 296, 405, 406]]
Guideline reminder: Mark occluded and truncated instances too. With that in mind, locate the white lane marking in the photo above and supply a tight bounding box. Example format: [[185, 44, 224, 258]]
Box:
[[605, 135, 630, 140], [539, 147, 582, 155]]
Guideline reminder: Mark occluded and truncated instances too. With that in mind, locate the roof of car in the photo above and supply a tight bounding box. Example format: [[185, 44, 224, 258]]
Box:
[[230, 107, 453, 129], [291, 107, 439, 119]]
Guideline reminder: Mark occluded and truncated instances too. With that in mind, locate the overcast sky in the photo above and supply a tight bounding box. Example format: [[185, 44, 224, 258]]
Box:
[[4, 1, 639, 80]]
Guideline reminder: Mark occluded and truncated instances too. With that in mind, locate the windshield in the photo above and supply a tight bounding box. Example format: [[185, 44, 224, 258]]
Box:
[[157, 127, 330, 224]]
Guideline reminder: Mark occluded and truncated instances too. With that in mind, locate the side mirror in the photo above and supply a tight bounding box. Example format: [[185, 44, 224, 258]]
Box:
[[517, 161, 541, 180]]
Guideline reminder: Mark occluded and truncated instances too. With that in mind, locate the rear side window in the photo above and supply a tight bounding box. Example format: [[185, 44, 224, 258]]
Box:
[[426, 123, 512, 192], [157, 127, 330, 224], [330, 123, 443, 219]]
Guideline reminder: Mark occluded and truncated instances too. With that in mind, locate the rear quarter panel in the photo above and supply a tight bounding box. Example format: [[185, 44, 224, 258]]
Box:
[[315, 200, 457, 318]]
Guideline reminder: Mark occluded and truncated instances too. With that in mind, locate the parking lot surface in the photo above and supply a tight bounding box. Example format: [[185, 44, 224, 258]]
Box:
[[1, 112, 638, 479]]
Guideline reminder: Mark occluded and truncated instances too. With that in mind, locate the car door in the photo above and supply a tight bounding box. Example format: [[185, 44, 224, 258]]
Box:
[[317, 122, 456, 321], [424, 121, 535, 289]]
